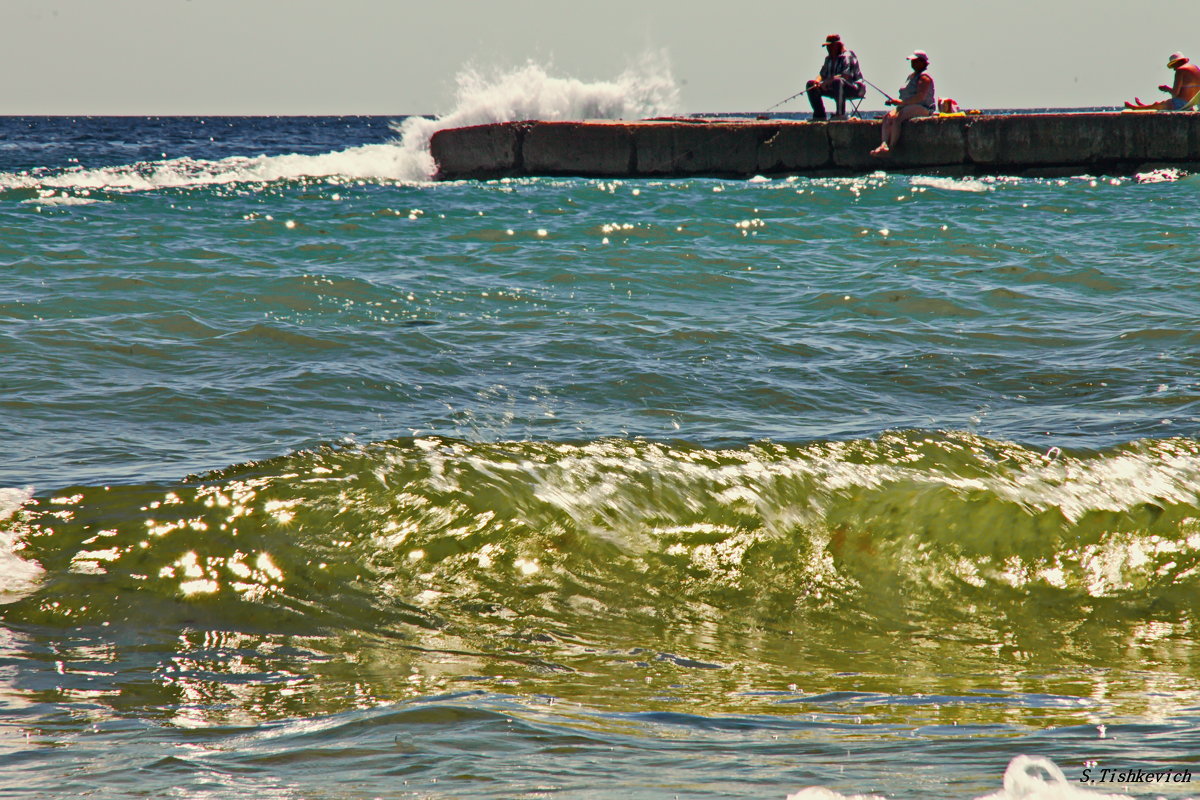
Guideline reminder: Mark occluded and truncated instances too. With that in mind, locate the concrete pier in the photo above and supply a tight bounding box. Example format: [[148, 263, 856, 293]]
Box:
[[430, 114, 1200, 180]]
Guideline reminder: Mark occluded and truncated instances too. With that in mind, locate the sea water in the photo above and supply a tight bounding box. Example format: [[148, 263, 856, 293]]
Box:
[[1, 62, 1199, 800]]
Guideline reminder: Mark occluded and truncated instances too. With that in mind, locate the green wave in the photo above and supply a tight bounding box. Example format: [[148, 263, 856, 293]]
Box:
[[5, 432, 1200, 723], [7, 432, 1200, 628]]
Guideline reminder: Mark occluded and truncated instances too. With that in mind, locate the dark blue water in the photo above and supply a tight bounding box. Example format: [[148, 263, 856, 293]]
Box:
[[0, 116, 397, 172]]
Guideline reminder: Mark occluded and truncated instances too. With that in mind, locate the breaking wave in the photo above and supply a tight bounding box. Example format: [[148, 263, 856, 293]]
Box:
[[0, 55, 678, 194], [7, 432, 1200, 723], [6, 432, 1200, 631]]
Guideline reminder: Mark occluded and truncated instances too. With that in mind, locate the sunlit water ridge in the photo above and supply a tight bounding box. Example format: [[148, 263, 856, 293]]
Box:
[[7, 433, 1200, 707]]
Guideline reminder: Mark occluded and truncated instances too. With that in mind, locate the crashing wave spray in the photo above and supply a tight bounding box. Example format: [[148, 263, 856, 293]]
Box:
[[0, 55, 679, 193], [392, 54, 680, 178]]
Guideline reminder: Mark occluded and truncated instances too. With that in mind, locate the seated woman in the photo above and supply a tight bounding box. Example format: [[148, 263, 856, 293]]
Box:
[[1125, 53, 1200, 110], [870, 51, 936, 157]]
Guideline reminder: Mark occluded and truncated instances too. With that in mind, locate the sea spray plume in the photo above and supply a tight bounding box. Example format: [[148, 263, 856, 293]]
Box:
[[448, 54, 681, 122], [392, 54, 680, 179]]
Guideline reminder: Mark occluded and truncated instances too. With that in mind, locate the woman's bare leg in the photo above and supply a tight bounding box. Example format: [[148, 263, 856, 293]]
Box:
[[871, 111, 899, 156], [887, 105, 932, 148]]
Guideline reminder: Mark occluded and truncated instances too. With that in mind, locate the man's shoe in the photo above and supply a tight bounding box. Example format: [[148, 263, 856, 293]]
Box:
[[830, 113, 848, 121]]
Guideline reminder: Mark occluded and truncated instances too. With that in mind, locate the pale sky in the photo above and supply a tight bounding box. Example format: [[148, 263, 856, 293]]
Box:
[[2, 0, 1197, 115]]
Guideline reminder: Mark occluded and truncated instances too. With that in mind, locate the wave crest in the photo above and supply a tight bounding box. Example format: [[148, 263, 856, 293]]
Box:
[[6, 437, 1200, 724], [6, 433, 1200, 632]]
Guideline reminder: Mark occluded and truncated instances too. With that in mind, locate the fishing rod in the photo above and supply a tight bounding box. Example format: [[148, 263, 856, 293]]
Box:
[[763, 89, 808, 113], [767, 77, 893, 114]]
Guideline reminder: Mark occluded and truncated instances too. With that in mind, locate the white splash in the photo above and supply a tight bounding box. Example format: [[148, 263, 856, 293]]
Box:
[[976, 756, 1138, 800], [910, 175, 992, 192], [787, 756, 1161, 800], [787, 790, 885, 800], [0, 488, 41, 604], [393, 54, 679, 179], [1134, 167, 1182, 184], [0, 55, 678, 193], [21, 191, 101, 206]]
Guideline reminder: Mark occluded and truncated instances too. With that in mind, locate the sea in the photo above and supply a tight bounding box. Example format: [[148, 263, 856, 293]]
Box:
[[2, 63, 1200, 800]]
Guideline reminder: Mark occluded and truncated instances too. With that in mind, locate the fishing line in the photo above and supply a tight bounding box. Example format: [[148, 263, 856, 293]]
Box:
[[863, 78, 895, 103]]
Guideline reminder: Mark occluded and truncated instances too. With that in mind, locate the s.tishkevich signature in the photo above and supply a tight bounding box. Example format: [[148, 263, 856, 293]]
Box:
[[1081, 767, 1193, 784]]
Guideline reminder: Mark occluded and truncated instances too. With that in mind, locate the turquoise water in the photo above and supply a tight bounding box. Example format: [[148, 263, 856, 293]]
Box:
[[2, 111, 1200, 799]]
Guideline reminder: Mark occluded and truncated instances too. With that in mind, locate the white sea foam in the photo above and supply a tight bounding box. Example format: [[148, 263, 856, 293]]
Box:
[[21, 191, 101, 206], [787, 756, 1178, 800], [0, 55, 678, 193], [787, 790, 885, 800], [1134, 167, 1183, 184], [910, 175, 993, 192], [0, 488, 41, 604]]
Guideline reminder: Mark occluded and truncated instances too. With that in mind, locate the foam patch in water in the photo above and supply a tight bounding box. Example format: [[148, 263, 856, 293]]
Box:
[[1134, 168, 1183, 184], [911, 175, 993, 192], [0, 488, 41, 604]]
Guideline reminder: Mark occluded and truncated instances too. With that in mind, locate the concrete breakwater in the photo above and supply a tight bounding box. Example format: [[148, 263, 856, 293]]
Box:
[[430, 114, 1200, 179]]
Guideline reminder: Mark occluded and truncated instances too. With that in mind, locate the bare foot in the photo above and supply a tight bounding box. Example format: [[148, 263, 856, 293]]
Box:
[[870, 143, 890, 157]]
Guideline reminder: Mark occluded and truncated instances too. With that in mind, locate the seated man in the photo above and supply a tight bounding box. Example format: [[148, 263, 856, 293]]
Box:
[[1125, 52, 1200, 110], [870, 51, 936, 157], [807, 34, 866, 120]]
